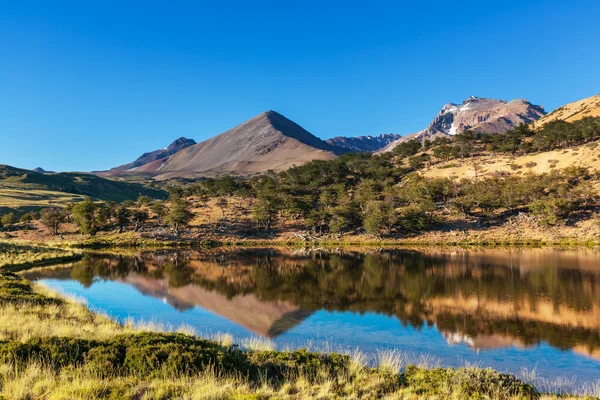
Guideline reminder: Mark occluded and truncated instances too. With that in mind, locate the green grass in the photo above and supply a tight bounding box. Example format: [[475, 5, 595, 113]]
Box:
[[0, 241, 82, 271]]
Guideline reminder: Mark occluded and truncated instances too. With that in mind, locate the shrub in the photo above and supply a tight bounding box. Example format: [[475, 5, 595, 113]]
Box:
[[402, 365, 539, 399]]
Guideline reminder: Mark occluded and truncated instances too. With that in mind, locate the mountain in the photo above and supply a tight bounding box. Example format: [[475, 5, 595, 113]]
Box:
[[381, 96, 546, 152], [111, 137, 196, 171], [326, 133, 401, 153], [533, 93, 600, 129], [113, 111, 341, 179], [33, 167, 55, 174]]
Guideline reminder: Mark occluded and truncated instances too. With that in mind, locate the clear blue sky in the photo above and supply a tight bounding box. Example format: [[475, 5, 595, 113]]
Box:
[[1, 0, 599, 172]]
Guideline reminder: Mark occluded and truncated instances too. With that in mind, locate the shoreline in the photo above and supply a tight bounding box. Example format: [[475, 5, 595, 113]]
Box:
[[0, 266, 543, 399], [1, 246, 599, 397], [4, 235, 600, 251]]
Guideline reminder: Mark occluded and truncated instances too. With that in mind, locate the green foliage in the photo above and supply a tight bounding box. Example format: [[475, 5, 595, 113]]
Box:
[[132, 209, 149, 231], [403, 365, 538, 399], [529, 197, 576, 226], [0, 212, 16, 227], [363, 201, 395, 235], [19, 212, 38, 223], [0, 272, 62, 306], [115, 205, 131, 233], [40, 208, 67, 235], [392, 139, 422, 158], [165, 197, 194, 235], [71, 198, 104, 235]]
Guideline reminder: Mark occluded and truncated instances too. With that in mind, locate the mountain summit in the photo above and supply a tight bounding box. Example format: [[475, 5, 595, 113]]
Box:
[[118, 111, 340, 179], [381, 97, 546, 152]]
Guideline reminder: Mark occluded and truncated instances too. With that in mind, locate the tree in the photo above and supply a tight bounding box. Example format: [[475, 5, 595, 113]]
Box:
[[20, 212, 37, 223], [408, 153, 430, 170], [150, 201, 168, 225], [95, 203, 112, 229], [363, 201, 396, 236], [116, 205, 131, 233], [1, 213, 16, 228], [330, 201, 362, 234], [165, 199, 194, 236], [133, 209, 149, 232], [253, 196, 279, 231], [40, 208, 67, 235], [137, 195, 152, 207], [72, 198, 101, 235], [216, 197, 228, 218]]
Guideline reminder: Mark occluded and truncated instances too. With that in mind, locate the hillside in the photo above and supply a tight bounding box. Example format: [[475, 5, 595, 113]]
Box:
[[381, 96, 546, 152], [533, 93, 600, 129], [123, 111, 341, 179], [419, 140, 600, 180], [0, 165, 166, 212], [326, 133, 401, 152], [110, 137, 197, 172]]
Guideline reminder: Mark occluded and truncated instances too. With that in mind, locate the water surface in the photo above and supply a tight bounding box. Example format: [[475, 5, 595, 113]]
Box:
[[25, 247, 600, 387]]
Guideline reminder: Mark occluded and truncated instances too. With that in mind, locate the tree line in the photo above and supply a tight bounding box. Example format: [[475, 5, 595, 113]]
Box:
[[2, 117, 599, 238]]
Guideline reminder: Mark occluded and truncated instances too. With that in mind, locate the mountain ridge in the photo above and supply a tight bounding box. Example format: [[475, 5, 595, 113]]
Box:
[[326, 133, 401, 153], [112, 111, 341, 179], [111, 137, 197, 172]]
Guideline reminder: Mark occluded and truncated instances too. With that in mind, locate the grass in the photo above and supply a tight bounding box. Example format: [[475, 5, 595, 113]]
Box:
[[0, 241, 82, 271], [0, 164, 167, 206], [0, 259, 596, 398]]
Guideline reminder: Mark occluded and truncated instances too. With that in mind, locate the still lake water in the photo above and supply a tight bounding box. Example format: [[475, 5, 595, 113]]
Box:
[[24, 248, 600, 387]]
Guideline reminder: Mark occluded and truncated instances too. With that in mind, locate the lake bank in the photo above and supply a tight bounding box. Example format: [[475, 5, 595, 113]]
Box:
[[4, 248, 600, 398], [0, 268, 547, 399]]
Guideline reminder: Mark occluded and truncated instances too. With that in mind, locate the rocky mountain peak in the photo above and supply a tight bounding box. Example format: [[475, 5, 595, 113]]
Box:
[[380, 96, 546, 152]]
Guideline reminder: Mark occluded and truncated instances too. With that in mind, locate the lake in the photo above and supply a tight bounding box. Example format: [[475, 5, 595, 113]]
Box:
[[24, 247, 600, 390]]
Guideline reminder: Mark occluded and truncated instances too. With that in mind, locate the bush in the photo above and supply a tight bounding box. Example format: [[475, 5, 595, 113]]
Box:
[[528, 197, 576, 226], [403, 365, 539, 399]]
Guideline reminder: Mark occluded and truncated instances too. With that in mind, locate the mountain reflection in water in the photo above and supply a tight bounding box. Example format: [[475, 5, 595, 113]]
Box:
[[26, 247, 600, 383]]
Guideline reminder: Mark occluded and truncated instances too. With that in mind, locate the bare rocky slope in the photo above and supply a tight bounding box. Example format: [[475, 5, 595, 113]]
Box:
[[326, 133, 401, 152], [127, 111, 341, 179], [380, 96, 546, 152], [533, 93, 600, 129]]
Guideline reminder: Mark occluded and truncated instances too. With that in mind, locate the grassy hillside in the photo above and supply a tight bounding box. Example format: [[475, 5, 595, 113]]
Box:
[[533, 93, 600, 129], [421, 140, 600, 180], [0, 165, 166, 212]]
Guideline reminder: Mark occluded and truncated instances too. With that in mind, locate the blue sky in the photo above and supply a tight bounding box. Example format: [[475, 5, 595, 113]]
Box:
[[1, 0, 599, 172]]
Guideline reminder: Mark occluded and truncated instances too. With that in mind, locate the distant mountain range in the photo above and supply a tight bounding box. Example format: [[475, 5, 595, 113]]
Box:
[[380, 96, 546, 152], [100, 94, 600, 178], [326, 133, 401, 153]]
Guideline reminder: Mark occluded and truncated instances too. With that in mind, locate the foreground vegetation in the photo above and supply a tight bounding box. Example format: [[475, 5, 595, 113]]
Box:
[[0, 241, 82, 270], [1, 262, 596, 398]]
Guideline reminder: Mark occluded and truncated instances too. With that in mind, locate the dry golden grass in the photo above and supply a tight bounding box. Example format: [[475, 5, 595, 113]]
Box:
[[0, 285, 133, 342], [0, 187, 86, 208], [0, 241, 81, 270], [421, 142, 600, 180]]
